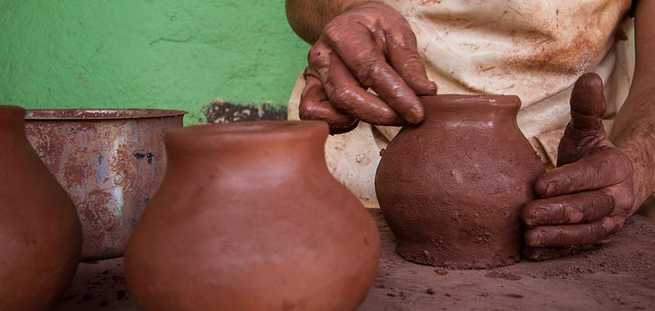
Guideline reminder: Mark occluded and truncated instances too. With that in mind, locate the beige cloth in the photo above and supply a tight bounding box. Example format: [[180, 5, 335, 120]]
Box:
[[289, 0, 636, 206]]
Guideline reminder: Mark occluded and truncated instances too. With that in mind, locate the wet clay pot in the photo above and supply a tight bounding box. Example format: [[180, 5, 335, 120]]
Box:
[[125, 121, 380, 311], [0, 106, 82, 310], [375, 95, 544, 269]]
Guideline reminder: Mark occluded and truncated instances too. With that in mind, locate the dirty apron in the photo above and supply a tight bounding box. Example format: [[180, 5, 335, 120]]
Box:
[[288, 0, 636, 207]]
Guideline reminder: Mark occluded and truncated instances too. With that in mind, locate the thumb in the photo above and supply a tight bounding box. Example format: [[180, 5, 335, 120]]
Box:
[[558, 73, 609, 165]]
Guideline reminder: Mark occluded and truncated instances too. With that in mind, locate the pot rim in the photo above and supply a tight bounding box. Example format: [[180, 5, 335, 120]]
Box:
[[165, 120, 329, 151], [25, 109, 186, 121], [420, 94, 521, 115], [168, 120, 326, 137]]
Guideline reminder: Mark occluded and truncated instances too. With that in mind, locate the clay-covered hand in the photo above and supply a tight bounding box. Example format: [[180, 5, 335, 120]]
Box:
[[522, 73, 636, 260], [299, 1, 436, 134]]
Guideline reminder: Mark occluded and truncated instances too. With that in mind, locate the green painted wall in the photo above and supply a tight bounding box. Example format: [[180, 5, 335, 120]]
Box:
[[0, 0, 308, 123]]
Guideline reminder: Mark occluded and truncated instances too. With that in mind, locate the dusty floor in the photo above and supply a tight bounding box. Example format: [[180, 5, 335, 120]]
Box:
[[55, 210, 655, 310]]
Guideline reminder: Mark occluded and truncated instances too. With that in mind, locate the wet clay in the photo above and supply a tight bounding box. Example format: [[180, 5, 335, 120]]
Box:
[[375, 95, 545, 269], [0, 106, 82, 310], [125, 121, 380, 310]]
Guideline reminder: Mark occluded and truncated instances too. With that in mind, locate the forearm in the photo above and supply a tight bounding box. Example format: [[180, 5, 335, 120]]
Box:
[[285, 0, 376, 43], [611, 0, 655, 209]]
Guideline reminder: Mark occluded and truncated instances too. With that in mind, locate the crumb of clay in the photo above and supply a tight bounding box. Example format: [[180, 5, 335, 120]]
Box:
[[505, 294, 524, 299], [434, 269, 449, 276]]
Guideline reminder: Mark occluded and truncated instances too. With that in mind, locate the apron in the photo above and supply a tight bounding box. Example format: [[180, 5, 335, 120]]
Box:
[[288, 0, 636, 207]]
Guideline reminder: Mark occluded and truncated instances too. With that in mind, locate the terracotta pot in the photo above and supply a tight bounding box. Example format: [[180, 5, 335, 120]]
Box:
[[125, 121, 380, 310], [375, 95, 544, 269], [0, 106, 82, 310], [25, 109, 185, 260]]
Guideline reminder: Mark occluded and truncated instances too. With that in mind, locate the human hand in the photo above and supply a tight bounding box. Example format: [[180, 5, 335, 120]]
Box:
[[522, 73, 636, 260], [299, 1, 437, 134]]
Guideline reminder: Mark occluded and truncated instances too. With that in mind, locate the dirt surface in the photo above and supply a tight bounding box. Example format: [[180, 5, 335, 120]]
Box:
[[359, 210, 655, 311], [55, 209, 655, 311]]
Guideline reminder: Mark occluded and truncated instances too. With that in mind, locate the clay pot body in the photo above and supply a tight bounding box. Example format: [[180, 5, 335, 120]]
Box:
[[0, 106, 82, 310], [376, 96, 544, 269], [126, 121, 380, 310]]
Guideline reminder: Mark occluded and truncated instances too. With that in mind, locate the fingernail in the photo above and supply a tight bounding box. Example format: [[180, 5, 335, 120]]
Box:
[[525, 230, 544, 247], [544, 182, 557, 196], [406, 106, 424, 124]]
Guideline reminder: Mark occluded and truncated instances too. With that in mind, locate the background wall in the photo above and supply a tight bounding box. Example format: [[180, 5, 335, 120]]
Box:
[[0, 0, 309, 123]]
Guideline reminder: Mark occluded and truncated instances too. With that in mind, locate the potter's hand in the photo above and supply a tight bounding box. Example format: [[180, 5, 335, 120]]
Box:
[[299, 2, 436, 134], [522, 73, 636, 260]]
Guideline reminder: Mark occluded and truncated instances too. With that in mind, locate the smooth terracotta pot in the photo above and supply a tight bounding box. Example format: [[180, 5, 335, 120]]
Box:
[[375, 95, 544, 269], [0, 106, 82, 310], [126, 121, 380, 310]]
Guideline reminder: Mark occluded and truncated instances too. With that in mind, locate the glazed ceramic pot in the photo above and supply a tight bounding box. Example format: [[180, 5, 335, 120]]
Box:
[[376, 95, 544, 269], [126, 121, 380, 311], [0, 106, 82, 310], [25, 109, 185, 260]]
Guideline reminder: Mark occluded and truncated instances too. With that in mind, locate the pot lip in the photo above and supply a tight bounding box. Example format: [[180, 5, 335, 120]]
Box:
[[0, 105, 26, 123], [0, 105, 26, 114], [421, 94, 521, 107], [165, 121, 329, 150], [167, 120, 327, 139], [24, 109, 187, 121], [421, 94, 521, 109]]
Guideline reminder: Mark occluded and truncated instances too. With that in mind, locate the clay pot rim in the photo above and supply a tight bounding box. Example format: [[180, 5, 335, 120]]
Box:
[[0, 105, 26, 124], [0, 105, 26, 115], [25, 109, 187, 121], [421, 95, 521, 112], [167, 120, 328, 139]]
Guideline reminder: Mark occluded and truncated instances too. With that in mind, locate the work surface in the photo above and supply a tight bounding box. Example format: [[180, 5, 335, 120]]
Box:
[[55, 210, 655, 311]]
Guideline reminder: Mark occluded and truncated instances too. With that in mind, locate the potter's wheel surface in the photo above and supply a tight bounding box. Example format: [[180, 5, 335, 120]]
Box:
[[54, 209, 655, 311]]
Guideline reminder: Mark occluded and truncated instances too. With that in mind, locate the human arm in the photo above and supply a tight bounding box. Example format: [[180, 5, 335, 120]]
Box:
[[611, 0, 655, 209]]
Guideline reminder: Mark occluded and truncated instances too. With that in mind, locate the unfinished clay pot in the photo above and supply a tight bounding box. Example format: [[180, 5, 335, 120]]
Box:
[[0, 106, 82, 310], [376, 95, 544, 269], [125, 121, 380, 311]]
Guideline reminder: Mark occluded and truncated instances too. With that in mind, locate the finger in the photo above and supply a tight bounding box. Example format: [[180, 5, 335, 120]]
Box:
[[523, 245, 595, 261], [522, 190, 614, 227], [323, 23, 424, 123], [524, 217, 621, 247], [535, 149, 633, 197], [558, 73, 609, 165], [300, 72, 358, 134], [570, 73, 606, 133], [324, 53, 403, 125], [385, 25, 437, 96]]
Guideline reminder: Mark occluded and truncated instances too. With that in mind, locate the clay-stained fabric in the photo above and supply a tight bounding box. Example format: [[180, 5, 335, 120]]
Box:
[[288, 0, 635, 205]]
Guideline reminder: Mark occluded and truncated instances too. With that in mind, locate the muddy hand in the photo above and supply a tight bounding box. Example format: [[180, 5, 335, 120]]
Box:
[[522, 73, 635, 260], [299, 2, 437, 134]]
